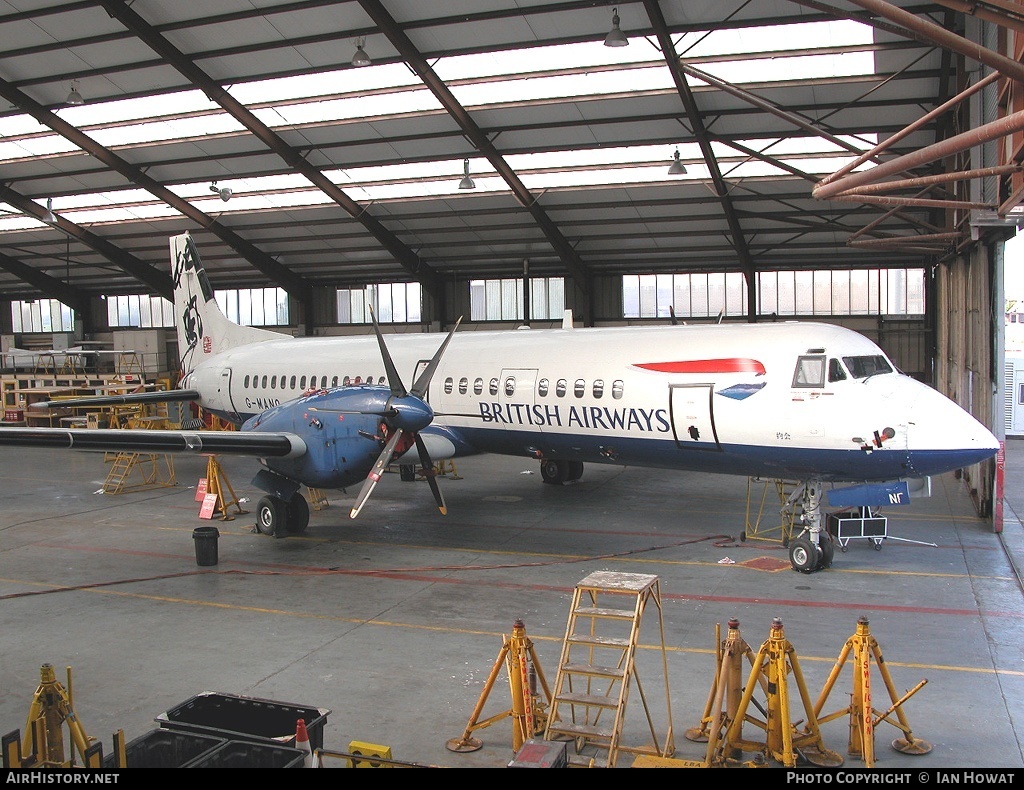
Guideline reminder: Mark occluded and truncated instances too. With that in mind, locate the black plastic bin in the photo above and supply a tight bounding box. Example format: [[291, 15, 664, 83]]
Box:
[[102, 729, 226, 768], [155, 691, 330, 750], [185, 739, 307, 768], [192, 526, 219, 566]]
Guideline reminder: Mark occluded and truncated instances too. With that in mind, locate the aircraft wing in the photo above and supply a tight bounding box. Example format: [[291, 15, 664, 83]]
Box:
[[0, 426, 306, 458]]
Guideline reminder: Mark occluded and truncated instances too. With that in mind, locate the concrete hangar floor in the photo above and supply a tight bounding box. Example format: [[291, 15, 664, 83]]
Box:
[[0, 441, 1022, 770]]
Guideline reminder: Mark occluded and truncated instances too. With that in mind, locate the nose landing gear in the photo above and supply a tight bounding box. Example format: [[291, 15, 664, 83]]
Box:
[[787, 480, 834, 573]]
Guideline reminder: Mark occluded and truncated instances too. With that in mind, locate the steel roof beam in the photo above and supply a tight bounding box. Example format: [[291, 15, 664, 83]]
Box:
[[642, 0, 759, 320], [355, 0, 593, 314], [99, 0, 441, 305], [0, 183, 172, 301]]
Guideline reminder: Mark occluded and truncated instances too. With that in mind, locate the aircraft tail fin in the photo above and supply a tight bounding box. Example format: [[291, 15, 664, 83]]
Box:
[[170, 232, 285, 378]]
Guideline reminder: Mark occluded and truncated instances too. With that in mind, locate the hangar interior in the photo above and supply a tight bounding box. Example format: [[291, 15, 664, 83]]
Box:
[[0, 0, 1023, 771]]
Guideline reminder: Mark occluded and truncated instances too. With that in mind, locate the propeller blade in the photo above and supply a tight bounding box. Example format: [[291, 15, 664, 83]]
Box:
[[415, 434, 447, 515], [368, 304, 407, 397], [349, 428, 404, 519], [411, 316, 462, 398]]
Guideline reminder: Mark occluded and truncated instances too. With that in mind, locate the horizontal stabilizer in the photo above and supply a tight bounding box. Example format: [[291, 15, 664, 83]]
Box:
[[34, 389, 201, 409], [827, 480, 911, 508]]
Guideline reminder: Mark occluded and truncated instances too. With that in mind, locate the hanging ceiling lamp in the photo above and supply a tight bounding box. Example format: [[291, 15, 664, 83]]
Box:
[[458, 159, 476, 190], [667, 149, 687, 175], [604, 8, 628, 47], [65, 80, 85, 106], [352, 37, 371, 67]]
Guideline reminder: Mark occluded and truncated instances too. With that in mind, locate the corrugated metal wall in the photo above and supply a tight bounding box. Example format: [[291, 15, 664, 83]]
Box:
[[935, 244, 996, 518]]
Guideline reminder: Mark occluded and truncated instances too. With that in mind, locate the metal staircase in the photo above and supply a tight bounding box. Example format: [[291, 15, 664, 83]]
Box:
[[543, 570, 675, 767], [102, 451, 175, 494]]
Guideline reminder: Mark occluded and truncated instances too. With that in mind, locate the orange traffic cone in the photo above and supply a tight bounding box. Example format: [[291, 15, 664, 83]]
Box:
[[295, 718, 314, 768]]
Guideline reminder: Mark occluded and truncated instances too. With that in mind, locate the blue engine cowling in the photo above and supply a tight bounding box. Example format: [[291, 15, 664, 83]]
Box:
[[241, 386, 421, 489]]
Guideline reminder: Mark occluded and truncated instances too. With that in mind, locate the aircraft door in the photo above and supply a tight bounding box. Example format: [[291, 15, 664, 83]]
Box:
[[670, 383, 721, 451], [218, 368, 242, 422]]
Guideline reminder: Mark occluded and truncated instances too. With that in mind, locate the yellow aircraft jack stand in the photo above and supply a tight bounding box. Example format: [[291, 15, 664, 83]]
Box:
[[812, 616, 931, 767], [13, 663, 101, 769], [716, 618, 844, 768], [682, 618, 762, 767], [445, 619, 552, 754], [202, 454, 247, 521]]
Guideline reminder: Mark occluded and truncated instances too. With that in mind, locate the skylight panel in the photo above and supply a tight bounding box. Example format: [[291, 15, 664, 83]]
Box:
[[254, 89, 444, 126], [229, 63, 422, 104], [682, 20, 873, 58]]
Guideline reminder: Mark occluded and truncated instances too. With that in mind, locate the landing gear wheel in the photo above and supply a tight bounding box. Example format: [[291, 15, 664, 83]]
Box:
[[816, 535, 835, 570], [286, 495, 309, 534], [256, 496, 286, 537], [566, 460, 584, 481], [540, 459, 569, 485], [399, 464, 416, 482], [789, 537, 819, 574]]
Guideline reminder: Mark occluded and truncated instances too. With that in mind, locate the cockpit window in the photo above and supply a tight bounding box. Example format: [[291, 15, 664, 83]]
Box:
[[828, 358, 847, 383], [792, 355, 826, 388], [843, 355, 893, 379]]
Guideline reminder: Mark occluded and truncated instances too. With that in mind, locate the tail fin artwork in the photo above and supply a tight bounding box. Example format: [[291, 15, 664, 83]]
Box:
[[170, 232, 284, 377]]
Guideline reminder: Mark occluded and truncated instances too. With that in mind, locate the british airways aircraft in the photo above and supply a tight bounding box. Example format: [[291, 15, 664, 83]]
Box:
[[0, 232, 999, 573]]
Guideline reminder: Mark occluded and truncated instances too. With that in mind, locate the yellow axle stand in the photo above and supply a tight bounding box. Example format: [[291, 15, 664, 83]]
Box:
[[445, 619, 552, 754], [16, 663, 100, 769], [813, 615, 931, 767]]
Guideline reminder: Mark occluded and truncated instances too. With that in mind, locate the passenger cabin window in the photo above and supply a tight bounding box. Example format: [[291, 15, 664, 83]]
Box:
[[843, 355, 893, 379], [574, 379, 586, 398], [300, 376, 307, 389], [556, 379, 567, 397], [244, 375, 250, 387], [489, 378, 499, 396], [459, 377, 468, 395], [793, 355, 826, 388], [332, 376, 339, 387], [828, 359, 847, 383], [538, 378, 549, 397], [612, 380, 624, 399], [504, 377, 515, 397], [474, 378, 483, 395], [444, 377, 454, 395], [262, 375, 268, 388], [593, 380, 604, 398], [290, 375, 296, 389]]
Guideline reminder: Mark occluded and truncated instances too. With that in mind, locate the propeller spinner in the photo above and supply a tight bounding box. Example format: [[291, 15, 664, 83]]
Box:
[[349, 309, 461, 519]]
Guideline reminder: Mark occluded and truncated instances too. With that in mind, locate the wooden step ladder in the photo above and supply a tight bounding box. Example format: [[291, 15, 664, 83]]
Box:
[[543, 570, 675, 768]]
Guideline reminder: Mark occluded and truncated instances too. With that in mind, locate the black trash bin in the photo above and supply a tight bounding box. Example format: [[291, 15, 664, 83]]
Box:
[[192, 526, 219, 566]]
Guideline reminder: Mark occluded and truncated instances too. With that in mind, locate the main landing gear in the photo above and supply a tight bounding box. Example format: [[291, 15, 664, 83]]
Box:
[[787, 480, 834, 574], [539, 458, 584, 485], [255, 493, 310, 538]]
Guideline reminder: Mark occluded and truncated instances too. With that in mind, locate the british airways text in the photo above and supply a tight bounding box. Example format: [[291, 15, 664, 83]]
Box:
[[479, 403, 671, 432]]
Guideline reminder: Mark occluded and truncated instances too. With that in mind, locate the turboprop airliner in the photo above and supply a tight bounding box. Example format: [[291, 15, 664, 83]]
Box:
[[0, 232, 1000, 573]]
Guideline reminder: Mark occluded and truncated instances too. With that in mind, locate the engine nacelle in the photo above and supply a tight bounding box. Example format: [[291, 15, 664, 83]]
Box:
[[242, 386, 418, 489]]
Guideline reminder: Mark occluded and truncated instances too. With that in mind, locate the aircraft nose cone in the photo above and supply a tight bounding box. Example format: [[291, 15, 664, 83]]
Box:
[[902, 379, 999, 475], [390, 395, 434, 432]]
